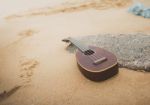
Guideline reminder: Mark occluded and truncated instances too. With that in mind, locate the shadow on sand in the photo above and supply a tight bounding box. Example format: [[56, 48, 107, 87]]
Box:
[[0, 86, 21, 102]]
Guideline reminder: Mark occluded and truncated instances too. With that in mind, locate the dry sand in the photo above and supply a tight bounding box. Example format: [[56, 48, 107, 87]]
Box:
[[0, 0, 150, 105]]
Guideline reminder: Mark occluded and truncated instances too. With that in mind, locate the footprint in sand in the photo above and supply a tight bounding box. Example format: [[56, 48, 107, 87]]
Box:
[[1, 29, 38, 50], [18, 29, 38, 37], [19, 57, 39, 85]]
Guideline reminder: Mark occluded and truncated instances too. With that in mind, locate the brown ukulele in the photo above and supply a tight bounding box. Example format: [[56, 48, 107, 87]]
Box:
[[62, 37, 118, 81]]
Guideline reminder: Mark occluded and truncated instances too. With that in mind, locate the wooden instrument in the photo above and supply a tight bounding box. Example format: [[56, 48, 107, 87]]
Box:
[[62, 37, 118, 81]]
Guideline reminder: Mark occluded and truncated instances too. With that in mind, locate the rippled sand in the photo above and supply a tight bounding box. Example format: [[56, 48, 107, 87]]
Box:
[[0, 0, 150, 105], [5, 0, 132, 19]]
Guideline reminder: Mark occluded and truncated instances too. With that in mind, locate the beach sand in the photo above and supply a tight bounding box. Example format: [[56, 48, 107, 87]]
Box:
[[0, 0, 150, 105]]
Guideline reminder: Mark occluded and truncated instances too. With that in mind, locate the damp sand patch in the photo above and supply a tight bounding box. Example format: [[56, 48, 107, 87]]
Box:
[[5, 0, 131, 20], [65, 33, 150, 72]]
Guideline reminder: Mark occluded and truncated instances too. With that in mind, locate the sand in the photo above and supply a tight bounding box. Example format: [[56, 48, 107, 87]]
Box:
[[0, 0, 150, 105]]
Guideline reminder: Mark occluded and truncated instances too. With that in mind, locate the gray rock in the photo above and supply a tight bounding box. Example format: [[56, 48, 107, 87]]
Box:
[[128, 3, 150, 18], [65, 33, 150, 72], [142, 8, 150, 18], [128, 3, 144, 16]]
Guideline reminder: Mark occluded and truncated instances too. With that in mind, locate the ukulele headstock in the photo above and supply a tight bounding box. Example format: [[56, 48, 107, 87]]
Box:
[[62, 37, 71, 43]]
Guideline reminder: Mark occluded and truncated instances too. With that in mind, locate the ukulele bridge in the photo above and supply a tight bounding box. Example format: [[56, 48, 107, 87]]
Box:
[[93, 57, 107, 65]]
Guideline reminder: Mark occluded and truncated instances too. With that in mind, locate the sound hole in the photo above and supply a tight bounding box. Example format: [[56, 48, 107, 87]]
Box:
[[84, 49, 95, 55]]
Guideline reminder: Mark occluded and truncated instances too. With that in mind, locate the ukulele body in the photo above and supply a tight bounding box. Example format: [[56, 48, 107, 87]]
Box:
[[76, 46, 118, 81]]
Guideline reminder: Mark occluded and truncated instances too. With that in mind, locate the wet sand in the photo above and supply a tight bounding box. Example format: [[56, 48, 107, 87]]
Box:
[[0, 0, 150, 105]]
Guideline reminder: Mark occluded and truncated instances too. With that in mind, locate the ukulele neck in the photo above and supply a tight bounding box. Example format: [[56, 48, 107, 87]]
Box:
[[69, 38, 89, 53]]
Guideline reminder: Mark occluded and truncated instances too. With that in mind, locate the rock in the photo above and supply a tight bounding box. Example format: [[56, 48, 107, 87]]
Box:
[[65, 33, 150, 71], [142, 8, 150, 18], [128, 2, 150, 18]]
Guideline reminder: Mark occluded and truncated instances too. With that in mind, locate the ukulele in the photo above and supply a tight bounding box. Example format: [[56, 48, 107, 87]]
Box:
[[62, 37, 118, 81]]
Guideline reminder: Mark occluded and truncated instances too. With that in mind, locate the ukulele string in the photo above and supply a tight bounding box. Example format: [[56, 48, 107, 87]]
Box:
[[84, 49, 98, 61], [87, 50, 98, 60], [87, 54, 96, 61], [71, 38, 98, 61]]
